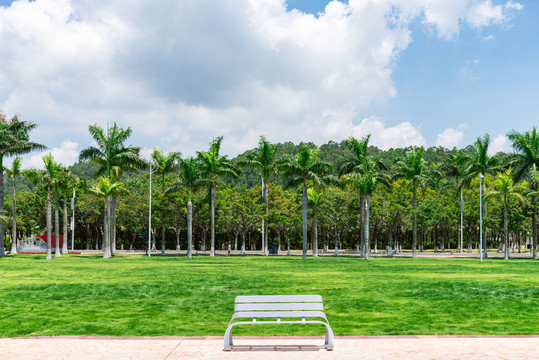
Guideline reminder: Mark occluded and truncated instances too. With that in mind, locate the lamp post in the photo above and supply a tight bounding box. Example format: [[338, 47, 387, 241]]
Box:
[[148, 156, 157, 257], [479, 173, 483, 262], [460, 188, 463, 254], [71, 188, 75, 252], [260, 173, 265, 256]]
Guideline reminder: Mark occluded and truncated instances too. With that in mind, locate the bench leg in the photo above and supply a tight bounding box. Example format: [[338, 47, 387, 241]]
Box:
[[223, 325, 233, 351], [324, 323, 334, 351]]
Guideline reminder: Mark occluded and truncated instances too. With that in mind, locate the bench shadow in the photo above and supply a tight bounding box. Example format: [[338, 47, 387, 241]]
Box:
[[230, 345, 322, 352]]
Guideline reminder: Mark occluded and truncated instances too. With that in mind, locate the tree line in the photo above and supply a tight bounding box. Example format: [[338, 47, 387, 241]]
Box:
[[1, 110, 538, 260]]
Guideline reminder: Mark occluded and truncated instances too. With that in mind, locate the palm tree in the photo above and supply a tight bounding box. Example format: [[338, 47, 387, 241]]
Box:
[[507, 127, 539, 259], [197, 136, 239, 256], [462, 134, 500, 259], [343, 157, 389, 259], [5, 156, 22, 254], [441, 150, 468, 253], [151, 148, 180, 255], [42, 154, 63, 258], [167, 156, 202, 258], [393, 147, 428, 257], [239, 136, 278, 256], [484, 169, 526, 259], [279, 144, 335, 260], [340, 135, 371, 254], [90, 177, 126, 259], [79, 123, 144, 256], [0, 113, 46, 256]]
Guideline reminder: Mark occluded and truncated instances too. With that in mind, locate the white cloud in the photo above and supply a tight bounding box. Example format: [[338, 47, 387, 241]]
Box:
[[467, 0, 505, 28], [348, 117, 426, 150], [25, 140, 79, 169], [505, 1, 523, 11], [489, 134, 509, 155], [435, 124, 467, 149], [0, 0, 523, 159]]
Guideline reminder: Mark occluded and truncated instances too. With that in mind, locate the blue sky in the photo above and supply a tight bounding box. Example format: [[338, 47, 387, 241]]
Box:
[[0, 0, 537, 167], [287, 0, 539, 152]]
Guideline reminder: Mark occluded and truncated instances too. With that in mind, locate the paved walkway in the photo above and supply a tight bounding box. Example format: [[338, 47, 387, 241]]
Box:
[[1, 336, 538, 360]]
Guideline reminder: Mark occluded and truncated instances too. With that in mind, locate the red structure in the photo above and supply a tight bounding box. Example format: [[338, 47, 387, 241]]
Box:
[[35, 234, 63, 248]]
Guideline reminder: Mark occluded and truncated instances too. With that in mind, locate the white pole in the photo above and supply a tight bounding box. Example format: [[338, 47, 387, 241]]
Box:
[[260, 174, 264, 255], [460, 188, 463, 254], [479, 174, 483, 262], [148, 157, 153, 257], [71, 188, 75, 251]]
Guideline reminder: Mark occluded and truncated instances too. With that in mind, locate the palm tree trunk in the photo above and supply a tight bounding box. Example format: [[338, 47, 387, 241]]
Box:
[[210, 186, 215, 257], [441, 233, 445, 253], [482, 188, 488, 259], [264, 183, 269, 256], [533, 196, 537, 259], [287, 234, 291, 256], [187, 200, 192, 259], [334, 228, 339, 256], [302, 183, 308, 260], [504, 198, 509, 260], [201, 228, 206, 251], [62, 198, 68, 254], [103, 196, 111, 259], [412, 189, 417, 257], [467, 229, 472, 253], [312, 205, 318, 257], [388, 226, 393, 257], [11, 182, 17, 254], [54, 191, 60, 258], [0, 158, 4, 257], [364, 195, 370, 260], [359, 193, 364, 255], [161, 225, 166, 255], [46, 189, 52, 260], [111, 196, 116, 256], [175, 229, 180, 252]]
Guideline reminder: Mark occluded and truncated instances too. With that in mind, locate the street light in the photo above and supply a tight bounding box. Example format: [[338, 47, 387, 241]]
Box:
[[148, 155, 158, 257], [479, 173, 483, 262], [260, 173, 265, 256], [460, 188, 463, 254], [71, 188, 75, 252]]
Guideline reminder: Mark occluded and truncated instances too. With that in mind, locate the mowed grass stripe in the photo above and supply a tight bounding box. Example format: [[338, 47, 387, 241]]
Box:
[[0, 255, 537, 337]]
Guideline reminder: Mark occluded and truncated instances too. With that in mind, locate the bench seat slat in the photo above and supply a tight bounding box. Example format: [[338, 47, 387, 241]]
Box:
[[230, 311, 327, 321], [235, 295, 322, 303], [235, 303, 324, 311]]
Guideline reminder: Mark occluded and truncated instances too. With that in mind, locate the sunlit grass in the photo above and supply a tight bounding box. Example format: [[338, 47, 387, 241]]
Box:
[[0, 254, 537, 337]]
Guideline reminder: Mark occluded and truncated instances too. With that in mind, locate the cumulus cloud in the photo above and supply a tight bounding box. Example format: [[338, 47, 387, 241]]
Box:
[[435, 124, 467, 149], [347, 117, 426, 150], [489, 134, 509, 155], [25, 140, 79, 169], [0, 0, 523, 158]]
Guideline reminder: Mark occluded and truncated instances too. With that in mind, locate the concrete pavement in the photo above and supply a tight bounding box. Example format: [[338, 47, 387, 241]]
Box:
[[1, 336, 538, 360]]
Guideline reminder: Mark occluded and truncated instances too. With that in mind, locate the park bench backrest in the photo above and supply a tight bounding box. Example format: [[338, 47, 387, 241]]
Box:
[[234, 295, 324, 312]]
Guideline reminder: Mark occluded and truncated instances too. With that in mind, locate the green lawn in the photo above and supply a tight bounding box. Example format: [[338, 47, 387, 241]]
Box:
[[0, 254, 537, 337]]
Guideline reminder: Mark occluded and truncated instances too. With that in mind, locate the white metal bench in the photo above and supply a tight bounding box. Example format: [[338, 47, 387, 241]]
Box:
[[223, 295, 334, 351]]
